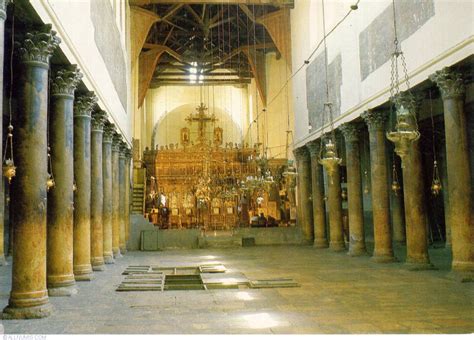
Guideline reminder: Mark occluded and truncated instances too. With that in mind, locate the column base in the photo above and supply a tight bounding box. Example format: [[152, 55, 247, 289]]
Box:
[[452, 260, 474, 272], [119, 246, 127, 254], [74, 264, 93, 281], [348, 246, 368, 257], [404, 261, 436, 271], [48, 285, 78, 297], [371, 253, 397, 263], [0, 255, 8, 266], [2, 303, 52, 320], [113, 248, 122, 258], [91, 257, 105, 271], [329, 241, 346, 252], [92, 264, 105, 272], [104, 254, 115, 264], [313, 238, 328, 248], [446, 270, 474, 283]]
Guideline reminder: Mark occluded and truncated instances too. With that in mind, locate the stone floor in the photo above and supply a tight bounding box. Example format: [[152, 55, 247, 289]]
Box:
[[0, 244, 473, 334]]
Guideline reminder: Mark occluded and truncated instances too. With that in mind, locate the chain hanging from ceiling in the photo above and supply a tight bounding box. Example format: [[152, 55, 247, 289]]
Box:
[[385, 0, 420, 165]]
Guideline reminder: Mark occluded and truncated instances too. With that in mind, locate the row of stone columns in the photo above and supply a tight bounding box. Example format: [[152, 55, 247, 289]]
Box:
[[294, 66, 472, 279], [1, 24, 132, 319]]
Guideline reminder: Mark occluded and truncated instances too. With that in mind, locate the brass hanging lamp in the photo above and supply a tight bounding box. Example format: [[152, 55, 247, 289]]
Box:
[[386, 0, 420, 164], [3, 10, 16, 184], [428, 90, 442, 196], [317, 0, 341, 180], [391, 160, 401, 195]]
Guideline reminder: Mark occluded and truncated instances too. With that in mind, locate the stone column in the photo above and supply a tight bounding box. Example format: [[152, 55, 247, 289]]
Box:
[[2, 25, 60, 319], [124, 148, 132, 245], [119, 142, 127, 253], [73, 92, 97, 281], [323, 142, 345, 252], [102, 123, 115, 264], [112, 133, 122, 258], [340, 123, 367, 256], [90, 110, 106, 271], [430, 68, 473, 276], [47, 66, 82, 297], [0, 0, 7, 266], [396, 92, 433, 269], [306, 141, 328, 248], [294, 147, 314, 245], [362, 110, 395, 262]]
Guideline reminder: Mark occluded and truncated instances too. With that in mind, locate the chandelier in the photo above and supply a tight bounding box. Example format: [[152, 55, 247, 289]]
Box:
[[385, 0, 420, 164]]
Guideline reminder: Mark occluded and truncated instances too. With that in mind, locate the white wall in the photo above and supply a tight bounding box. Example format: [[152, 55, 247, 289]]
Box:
[[30, 0, 132, 145], [291, 0, 474, 147]]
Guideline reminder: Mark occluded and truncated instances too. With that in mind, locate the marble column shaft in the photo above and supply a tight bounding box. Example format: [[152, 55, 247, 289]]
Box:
[[340, 123, 367, 256], [395, 92, 432, 268], [47, 66, 82, 297], [431, 68, 474, 273], [0, 1, 7, 266], [124, 149, 131, 244], [362, 110, 395, 262], [102, 123, 114, 264], [73, 92, 97, 281], [111, 133, 122, 257], [325, 156, 345, 252], [3, 25, 60, 319], [90, 110, 106, 271], [118, 143, 127, 253], [307, 141, 328, 248], [294, 147, 314, 245]]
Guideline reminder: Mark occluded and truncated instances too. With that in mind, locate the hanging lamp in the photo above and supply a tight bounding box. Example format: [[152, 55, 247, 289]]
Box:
[[3, 9, 16, 184], [385, 0, 420, 164], [317, 0, 341, 180], [428, 90, 442, 196], [391, 160, 401, 195]]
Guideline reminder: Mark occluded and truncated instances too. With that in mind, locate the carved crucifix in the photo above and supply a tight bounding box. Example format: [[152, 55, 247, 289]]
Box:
[[185, 103, 218, 144]]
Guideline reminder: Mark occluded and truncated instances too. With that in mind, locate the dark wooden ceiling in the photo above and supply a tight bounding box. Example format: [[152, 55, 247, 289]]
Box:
[[138, 3, 281, 87]]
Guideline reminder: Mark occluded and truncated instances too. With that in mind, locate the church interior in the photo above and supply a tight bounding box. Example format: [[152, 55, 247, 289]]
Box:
[[0, 0, 472, 335]]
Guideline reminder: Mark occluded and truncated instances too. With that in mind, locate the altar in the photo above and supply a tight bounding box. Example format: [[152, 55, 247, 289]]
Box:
[[142, 103, 295, 230]]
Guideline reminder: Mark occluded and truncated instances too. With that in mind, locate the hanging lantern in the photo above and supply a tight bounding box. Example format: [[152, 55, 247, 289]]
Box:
[[391, 161, 401, 195], [385, 0, 420, 165], [3, 125, 16, 184], [46, 147, 55, 191], [318, 136, 342, 179], [46, 174, 55, 192], [386, 100, 420, 163], [363, 170, 370, 195], [341, 188, 347, 201], [282, 159, 297, 179], [431, 160, 442, 196]]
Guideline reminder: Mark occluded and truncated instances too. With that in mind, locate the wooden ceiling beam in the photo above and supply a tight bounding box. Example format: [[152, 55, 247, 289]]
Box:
[[130, 0, 294, 8]]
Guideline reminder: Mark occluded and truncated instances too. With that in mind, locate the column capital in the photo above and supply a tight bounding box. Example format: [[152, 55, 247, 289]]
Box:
[[103, 122, 115, 143], [429, 67, 465, 100], [91, 110, 106, 132], [339, 122, 361, 142], [15, 24, 60, 65], [306, 140, 321, 157], [293, 146, 310, 161], [51, 65, 82, 96], [361, 110, 387, 131], [119, 142, 128, 158], [112, 133, 123, 152], [74, 92, 97, 118]]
